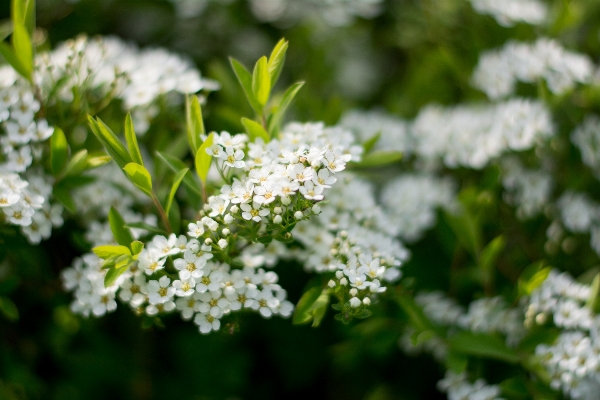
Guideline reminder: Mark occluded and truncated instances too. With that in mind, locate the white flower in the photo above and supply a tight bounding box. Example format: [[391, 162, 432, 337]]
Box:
[[148, 276, 176, 304], [194, 312, 221, 334], [173, 250, 207, 280], [241, 202, 270, 222], [195, 270, 224, 293], [173, 277, 196, 297]]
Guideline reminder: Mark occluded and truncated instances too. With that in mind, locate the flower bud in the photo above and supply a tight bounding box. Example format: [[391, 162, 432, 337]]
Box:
[[312, 204, 321, 214], [230, 205, 239, 213], [362, 297, 371, 306], [281, 196, 291, 206], [340, 277, 348, 286], [274, 207, 282, 214], [294, 211, 303, 220], [204, 238, 213, 246], [224, 214, 234, 224], [349, 297, 361, 308], [349, 288, 358, 297], [335, 271, 344, 279], [273, 215, 282, 224], [218, 239, 228, 249], [222, 228, 230, 236], [328, 280, 336, 288]]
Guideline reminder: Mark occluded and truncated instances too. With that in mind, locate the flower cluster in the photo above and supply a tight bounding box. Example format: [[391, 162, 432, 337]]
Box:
[[380, 174, 456, 242], [501, 157, 553, 220], [36, 35, 218, 134], [412, 99, 554, 169], [572, 115, 600, 179], [437, 371, 503, 400], [472, 39, 594, 100], [526, 270, 600, 398], [468, 0, 548, 27], [339, 109, 412, 154], [0, 66, 63, 243]]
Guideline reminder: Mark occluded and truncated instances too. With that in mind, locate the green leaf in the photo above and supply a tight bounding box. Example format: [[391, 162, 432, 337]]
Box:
[[165, 168, 189, 217], [293, 286, 323, 325], [93, 245, 131, 260], [85, 154, 112, 170], [108, 207, 135, 248], [125, 222, 168, 236], [186, 95, 205, 153], [11, 22, 32, 78], [448, 332, 520, 364], [518, 262, 551, 297], [88, 116, 132, 169], [131, 241, 144, 256], [195, 132, 214, 183], [124, 113, 144, 166], [50, 126, 68, 176], [12, 0, 35, 35], [53, 186, 76, 212], [311, 291, 330, 327], [252, 56, 271, 107], [0, 296, 19, 321], [267, 81, 304, 137], [123, 162, 153, 197], [478, 235, 505, 287], [62, 149, 88, 177], [350, 151, 403, 168], [104, 258, 130, 287], [267, 38, 288, 87], [362, 132, 381, 154], [241, 117, 269, 143], [0, 41, 30, 80], [230, 57, 262, 114]]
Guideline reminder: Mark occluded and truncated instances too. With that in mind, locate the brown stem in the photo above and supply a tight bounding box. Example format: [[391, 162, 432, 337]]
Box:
[[151, 193, 172, 234]]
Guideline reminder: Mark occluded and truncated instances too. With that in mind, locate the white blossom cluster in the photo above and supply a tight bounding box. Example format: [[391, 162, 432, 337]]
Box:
[[290, 175, 408, 310], [380, 174, 456, 242], [437, 371, 503, 400], [468, 0, 547, 27], [412, 99, 554, 169], [501, 157, 553, 220], [572, 115, 600, 179], [249, 0, 383, 27], [526, 270, 600, 398], [0, 65, 63, 243], [472, 39, 594, 100], [36, 35, 218, 133]]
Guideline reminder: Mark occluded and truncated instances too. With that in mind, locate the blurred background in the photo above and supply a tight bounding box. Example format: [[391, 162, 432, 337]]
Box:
[[3, 0, 600, 399]]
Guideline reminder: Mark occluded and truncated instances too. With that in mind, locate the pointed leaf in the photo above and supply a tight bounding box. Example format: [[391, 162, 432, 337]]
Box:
[[186, 95, 205, 153], [131, 241, 144, 256], [108, 206, 135, 248], [156, 151, 202, 206], [252, 56, 270, 107], [93, 245, 131, 260], [230, 57, 262, 114], [123, 162, 153, 197], [165, 167, 189, 216], [293, 286, 322, 325], [63, 149, 88, 177], [12, 22, 32, 79], [267, 81, 304, 137], [267, 38, 288, 86], [350, 151, 402, 168], [85, 154, 112, 170], [0, 41, 30, 81], [448, 332, 520, 364], [125, 113, 144, 166], [53, 186, 76, 213], [50, 126, 68, 176], [241, 117, 269, 143], [195, 132, 214, 183], [88, 116, 132, 169], [363, 131, 381, 154]]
